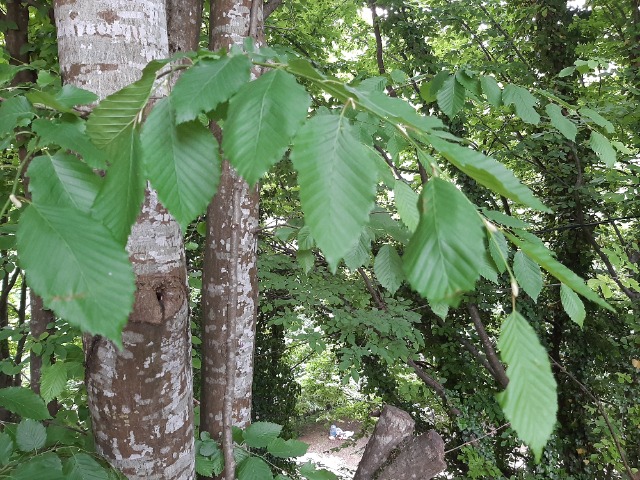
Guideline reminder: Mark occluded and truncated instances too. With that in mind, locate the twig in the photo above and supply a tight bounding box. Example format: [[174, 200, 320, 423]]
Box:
[[444, 422, 511, 454], [467, 304, 509, 389]]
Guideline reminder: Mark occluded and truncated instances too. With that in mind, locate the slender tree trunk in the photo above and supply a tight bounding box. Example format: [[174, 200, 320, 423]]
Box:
[[200, 0, 262, 443], [54, 2, 194, 478]]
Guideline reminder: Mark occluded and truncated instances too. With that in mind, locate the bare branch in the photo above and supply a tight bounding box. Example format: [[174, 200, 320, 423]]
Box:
[[467, 303, 509, 389]]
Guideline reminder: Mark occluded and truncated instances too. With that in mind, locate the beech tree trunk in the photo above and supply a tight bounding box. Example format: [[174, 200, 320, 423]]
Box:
[[200, 0, 262, 438], [54, 1, 194, 478]]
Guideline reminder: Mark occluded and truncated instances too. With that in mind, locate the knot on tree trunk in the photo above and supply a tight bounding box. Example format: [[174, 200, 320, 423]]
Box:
[[354, 405, 446, 480], [131, 273, 187, 324]]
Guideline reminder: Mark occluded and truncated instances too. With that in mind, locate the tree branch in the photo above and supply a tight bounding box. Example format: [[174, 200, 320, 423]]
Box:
[[467, 303, 509, 389], [407, 358, 460, 417], [263, 0, 283, 20]]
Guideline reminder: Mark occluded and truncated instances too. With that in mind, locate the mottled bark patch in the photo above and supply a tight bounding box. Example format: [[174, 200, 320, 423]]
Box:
[[97, 8, 118, 23], [131, 272, 187, 325]]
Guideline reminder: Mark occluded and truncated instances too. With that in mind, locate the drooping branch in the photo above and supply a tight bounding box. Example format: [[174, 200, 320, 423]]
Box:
[[467, 303, 509, 389], [407, 358, 460, 417], [263, 0, 283, 19]]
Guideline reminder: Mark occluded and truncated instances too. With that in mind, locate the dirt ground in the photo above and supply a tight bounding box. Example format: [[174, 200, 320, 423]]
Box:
[[297, 420, 371, 478]]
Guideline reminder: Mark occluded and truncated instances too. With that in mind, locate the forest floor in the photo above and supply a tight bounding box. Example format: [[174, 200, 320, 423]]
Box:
[[297, 420, 370, 479]]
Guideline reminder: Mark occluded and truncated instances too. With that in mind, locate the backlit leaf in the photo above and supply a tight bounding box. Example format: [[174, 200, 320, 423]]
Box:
[[546, 104, 577, 141], [394, 180, 419, 232], [480, 75, 502, 107], [505, 232, 613, 311], [40, 362, 68, 403], [437, 75, 466, 118], [580, 107, 615, 133], [404, 177, 485, 304], [589, 131, 616, 167], [17, 204, 135, 343], [291, 115, 377, 271], [513, 251, 543, 302], [224, 69, 310, 186], [560, 283, 586, 327], [502, 84, 540, 125], [141, 97, 220, 231], [430, 136, 549, 212], [498, 311, 557, 461], [489, 229, 509, 273], [374, 244, 405, 294]]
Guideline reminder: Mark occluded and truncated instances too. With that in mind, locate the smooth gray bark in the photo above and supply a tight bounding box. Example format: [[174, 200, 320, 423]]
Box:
[[54, 1, 194, 478]]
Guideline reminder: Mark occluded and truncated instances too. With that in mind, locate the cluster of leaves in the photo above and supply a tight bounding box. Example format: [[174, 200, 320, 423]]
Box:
[[0, 32, 616, 461], [0, 386, 120, 480], [196, 421, 336, 480]]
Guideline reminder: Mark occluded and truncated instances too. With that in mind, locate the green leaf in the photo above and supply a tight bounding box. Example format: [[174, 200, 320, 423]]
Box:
[[497, 311, 557, 461], [86, 62, 161, 149], [242, 421, 282, 448], [55, 85, 98, 108], [297, 249, 315, 274], [369, 207, 411, 245], [0, 387, 51, 420], [11, 452, 64, 480], [27, 153, 102, 213], [545, 104, 577, 141], [558, 66, 575, 77], [32, 117, 107, 169], [589, 131, 616, 167], [394, 180, 419, 232], [489, 230, 509, 273], [343, 228, 372, 270], [513, 251, 543, 302], [0, 95, 34, 135], [0, 432, 14, 466], [16, 418, 47, 452], [505, 232, 613, 311], [27, 90, 76, 113], [374, 245, 404, 295], [17, 204, 135, 343], [40, 362, 68, 403], [482, 209, 530, 229], [436, 75, 465, 118], [237, 457, 273, 480], [430, 136, 549, 212], [297, 225, 315, 250], [420, 70, 449, 103], [580, 107, 615, 133], [285, 59, 351, 102], [195, 454, 215, 477], [91, 127, 145, 244], [63, 453, 109, 480], [171, 55, 252, 124], [291, 115, 377, 271], [299, 462, 339, 480], [141, 97, 220, 231], [502, 84, 540, 125], [560, 284, 586, 327], [267, 437, 309, 458], [404, 177, 485, 304], [480, 75, 502, 107], [478, 251, 499, 284], [429, 302, 449, 320], [224, 69, 310, 186]]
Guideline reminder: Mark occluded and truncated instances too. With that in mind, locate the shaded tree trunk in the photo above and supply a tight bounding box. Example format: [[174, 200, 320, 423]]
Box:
[[54, 1, 194, 478], [200, 0, 262, 439]]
